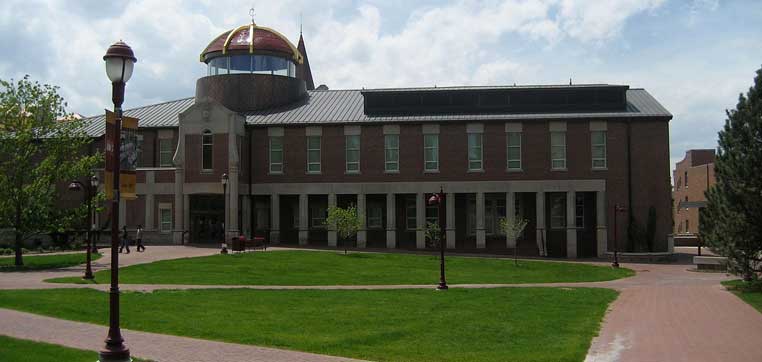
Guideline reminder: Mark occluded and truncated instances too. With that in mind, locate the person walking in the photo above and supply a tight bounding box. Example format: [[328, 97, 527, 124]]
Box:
[[136, 225, 145, 252], [119, 225, 131, 254]]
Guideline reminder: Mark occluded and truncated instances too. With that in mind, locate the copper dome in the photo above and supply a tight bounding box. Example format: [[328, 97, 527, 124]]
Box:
[[200, 23, 303, 64]]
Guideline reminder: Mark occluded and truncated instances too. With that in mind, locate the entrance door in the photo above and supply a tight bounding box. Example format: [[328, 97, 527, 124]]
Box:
[[545, 192, 567, 258], [575, 192, 598, 258], [189, 195, 225, 244]]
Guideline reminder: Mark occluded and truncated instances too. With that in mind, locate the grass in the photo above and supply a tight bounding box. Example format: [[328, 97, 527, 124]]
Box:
[[47, 250, 632, 285], [0, 287, 617, 362], [0, 252, 101, 272], [0, 335, 150, 362], [722, 279, 762, 314]]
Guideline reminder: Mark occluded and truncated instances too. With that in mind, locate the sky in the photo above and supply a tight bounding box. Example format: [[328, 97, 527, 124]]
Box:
[[1, 0, 761, 170]]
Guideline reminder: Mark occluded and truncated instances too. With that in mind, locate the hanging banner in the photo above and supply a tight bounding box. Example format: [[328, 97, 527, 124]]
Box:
[[104, 110, 139, 200]]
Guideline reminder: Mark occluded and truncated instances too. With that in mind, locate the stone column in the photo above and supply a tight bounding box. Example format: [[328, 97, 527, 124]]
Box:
[[446, 193, 456, 249], [241, 195, 251, 238], [144, 171, 155, 231], [566, 191, 578, 259], [536, 191, 545, 256], [227, 168, 240, 240], [172, 168, 184, 244], [386, 193, 396, 248], [596, 190, 607, 257], [270, 194, 280, 244], [356, 193, 367, 248], [327, 193, 337, 247], [476, 192, 486, 248], [298, 194, 309, 245], [506, 191, 516, 248], [415, 192, 425, 249]]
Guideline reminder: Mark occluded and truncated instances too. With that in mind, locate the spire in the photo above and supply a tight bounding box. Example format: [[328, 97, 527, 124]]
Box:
[[296, 33, 315, 90]]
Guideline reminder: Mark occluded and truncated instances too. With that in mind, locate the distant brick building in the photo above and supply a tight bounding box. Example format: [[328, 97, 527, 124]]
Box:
[[80, 20, 674, 258], [672, 149, 716, 245]]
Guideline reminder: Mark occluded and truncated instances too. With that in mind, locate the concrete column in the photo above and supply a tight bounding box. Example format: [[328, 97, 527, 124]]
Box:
[[144, 194, 155, 231], [356, 193, 367, 248], [327, 193, 337, 247], [415, 192, 425, 249], [596, 190, 607, 257], [446, 193, 456, 249], [173, 168, 184, 244], [386, 193, 396, 248], [476, 192, 486, 248], [506, 191, 516, 248], [566, 191, 578, 259], [536, 191, 546, 256], [298, 194, 308, 245], [270, 194, 280, 243], [241, 195, 251, 238], [226, 169, 239, 240]]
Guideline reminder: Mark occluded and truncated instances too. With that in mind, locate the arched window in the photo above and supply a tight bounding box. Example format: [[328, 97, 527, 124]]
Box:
[[202, 130, 213, 171]]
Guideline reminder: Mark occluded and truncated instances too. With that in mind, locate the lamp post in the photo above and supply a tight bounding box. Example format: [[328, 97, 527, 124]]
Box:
[[221, 173, 228, 253], [612, 204, 626, 268], [67, 175, 98, 280], [427, 187, 448, 290], [100, 40, 136, 362]]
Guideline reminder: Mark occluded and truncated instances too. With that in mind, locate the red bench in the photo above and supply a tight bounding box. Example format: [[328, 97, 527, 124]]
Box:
[[231, 237, 266, 252]]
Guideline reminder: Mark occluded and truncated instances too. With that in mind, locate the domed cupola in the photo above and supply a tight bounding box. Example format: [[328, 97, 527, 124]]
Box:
[[195, 16, 309, 112]]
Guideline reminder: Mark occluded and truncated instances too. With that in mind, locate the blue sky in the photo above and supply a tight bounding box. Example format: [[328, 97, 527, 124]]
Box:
[[1, 0, 761, 170]]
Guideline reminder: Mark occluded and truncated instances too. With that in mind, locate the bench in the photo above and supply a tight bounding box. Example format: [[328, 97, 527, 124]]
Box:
[[231, 237, 267, 252], [693, 256, 727, 271]]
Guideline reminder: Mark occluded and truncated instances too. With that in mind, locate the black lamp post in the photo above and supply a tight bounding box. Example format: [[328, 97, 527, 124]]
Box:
[[427, 187, 448, 290], [221, 173, 229, 253], [67, 175, 98, 280], [612, 204, 626, 268], [100, 40, 136, 362]]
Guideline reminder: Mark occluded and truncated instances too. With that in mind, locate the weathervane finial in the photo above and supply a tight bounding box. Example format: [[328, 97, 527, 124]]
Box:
[[249, 7, 256, 24]]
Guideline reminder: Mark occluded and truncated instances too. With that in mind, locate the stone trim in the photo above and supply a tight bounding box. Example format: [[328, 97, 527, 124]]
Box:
[[504, 122, 522, 132], [549, 121, 567, 132], [589, 121, 607, 131], [305, 126, 322, 136], [383, 125, 400, 135], [421, 124, 440, 134], [267, 127, 284, 137], [344, 125, 361, 135], [466, 123, 484, 133]]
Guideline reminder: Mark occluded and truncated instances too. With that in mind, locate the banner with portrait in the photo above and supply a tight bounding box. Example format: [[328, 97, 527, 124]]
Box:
[[104, 110, 139, 200]]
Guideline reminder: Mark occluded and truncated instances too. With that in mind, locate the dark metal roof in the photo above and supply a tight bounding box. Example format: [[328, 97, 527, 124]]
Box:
[[80, 87, 671, 136], [360, 83, 626, 93]]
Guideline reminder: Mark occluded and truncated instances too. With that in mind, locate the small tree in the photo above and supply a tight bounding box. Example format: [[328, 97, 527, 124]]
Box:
[[701, 66, 762, 282], [0, 76, 101, 266], [424, 221, 442, 249], [326, 205, 362, 254], [499, 217, 528, 266]]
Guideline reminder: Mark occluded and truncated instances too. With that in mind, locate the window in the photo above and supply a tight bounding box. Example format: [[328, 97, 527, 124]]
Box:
[[405, 198, 416, 230], [426, 201, 439, 226], [367, 206, 383, 229], [485, 197, 507, 235], [468, 133, 483, 170], [345, 135, 360, 173], [684, 171, 688, 187], [202, 130, 213, 171], [551, 131, 566, 170], [507, 132, 521, 170], [159, 206, 172, 233], [385, 134, 399, 172], [269, 136, 283, 173], [307, 136, 321, 173], [310, 206, 326, 228], [591, 131, 607, 169], [575, 193, 585, 228], [549, 193, 566, 229], [424, 134, 439, 171], [159, 139, 173, 167]]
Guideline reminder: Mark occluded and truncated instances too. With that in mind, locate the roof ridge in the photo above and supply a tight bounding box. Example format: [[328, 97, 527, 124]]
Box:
[[83, 96, 194, 119]]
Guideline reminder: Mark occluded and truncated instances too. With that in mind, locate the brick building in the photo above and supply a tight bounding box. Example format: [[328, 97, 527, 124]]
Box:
[[672, 149, 716, 246], [81, 21, 674, 258]]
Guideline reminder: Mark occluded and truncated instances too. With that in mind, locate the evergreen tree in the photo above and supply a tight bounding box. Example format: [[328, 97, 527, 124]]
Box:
[[701, 66, 762, 281]]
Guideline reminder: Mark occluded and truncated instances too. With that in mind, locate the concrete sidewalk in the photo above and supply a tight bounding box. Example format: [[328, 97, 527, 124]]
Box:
[[0, 308, 364, 362]]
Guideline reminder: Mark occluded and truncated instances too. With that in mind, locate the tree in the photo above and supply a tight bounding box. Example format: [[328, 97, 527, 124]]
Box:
[[0, 76, 101, 266], [326, 205, 362, 254], [424, 221, 441, 248], [499, 217, 528, 266], [701, 66, 762, 282]]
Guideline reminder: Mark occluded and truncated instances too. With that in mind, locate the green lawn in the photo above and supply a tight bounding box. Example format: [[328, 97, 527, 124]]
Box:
[[48, 250, 632, 285], [0, 252, 101, 272], [722, 280, 762, 314], [0, 335, 151, 362], [0, 287, 617, 362]]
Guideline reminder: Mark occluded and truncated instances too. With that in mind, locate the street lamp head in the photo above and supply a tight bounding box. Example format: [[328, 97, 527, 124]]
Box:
[[68, 181, 83, 192], [91, 175, 99, 188], [221, 173, 228, 185], [427, 193, 441, 206], [103, 41, 137, 84]]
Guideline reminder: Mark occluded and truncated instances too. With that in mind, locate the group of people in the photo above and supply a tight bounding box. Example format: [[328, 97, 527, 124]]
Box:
[[119, 225, 146, 253]]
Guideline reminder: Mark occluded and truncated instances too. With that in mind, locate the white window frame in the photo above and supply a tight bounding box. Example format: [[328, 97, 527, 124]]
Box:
[[423, 134, 439, 172], [507, 132, 521, 171], [269, 136, 283, 174], [201, 130, 213, 172], [345, 135, 360, 173], [591, 131, 607, 169], [468, 133, 483, 171], [550, 131, 566, 170], [384, 134, 399, 172], [159, 204, 172, 233], [158, 138, 173, 167], [306, 136, 321, 173], [310, 205, 326, 228]]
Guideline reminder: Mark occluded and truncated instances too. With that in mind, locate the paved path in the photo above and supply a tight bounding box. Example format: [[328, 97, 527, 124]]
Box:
[[0, 308, 364, 362]]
